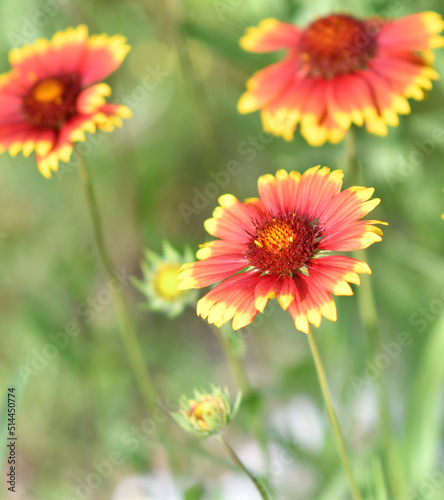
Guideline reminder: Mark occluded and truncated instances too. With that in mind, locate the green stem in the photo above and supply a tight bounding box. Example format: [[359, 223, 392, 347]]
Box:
[[160, 0, 222, 169], [77, 158, 157, 416], [307, 328, 363, 500], [211, 325, 250, 395], [345, 131, 408, 499], [217, 434, 271, 500], [211, 326, 272, 477], [345, 126, 360, 184], [355, 255, 408, 499]]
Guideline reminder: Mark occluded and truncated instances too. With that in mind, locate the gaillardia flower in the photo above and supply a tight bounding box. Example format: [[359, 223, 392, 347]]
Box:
[[0, 25, 131, 177], [179, 167, 386, 333], [132, 241, 198, 318], [238, 12, 444, 145], [172, 386, 241, 438]]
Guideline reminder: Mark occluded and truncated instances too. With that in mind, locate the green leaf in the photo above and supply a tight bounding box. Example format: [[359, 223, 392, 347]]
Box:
[[315, 470, 349, 500], [184, 483, 205, 500], [402, 312, 444, 486], [371, 455, 388, 500]]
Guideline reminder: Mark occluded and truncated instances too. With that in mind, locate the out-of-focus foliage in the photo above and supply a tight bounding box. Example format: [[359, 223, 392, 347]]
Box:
[[0, 0, 444, 499]]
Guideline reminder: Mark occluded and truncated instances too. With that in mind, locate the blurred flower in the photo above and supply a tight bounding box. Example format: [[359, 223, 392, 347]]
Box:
[[0, 25, 131, 177], [133, 241, 198, 318], [179, 167, 386, 333], [238, 13, 444, 145], [172, 386, 241, 438]]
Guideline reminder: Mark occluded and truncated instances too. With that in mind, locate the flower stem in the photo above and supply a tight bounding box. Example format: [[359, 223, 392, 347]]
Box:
[[77, 158, 158, 416], [217, 434, 271, 500], [345, 129, 408, 499], [211, 325, 250, 395], [158, 0, 222, 171], [345, 126, 360, 183], [210, 327, 273, 481], [307, 328, 363, 500]]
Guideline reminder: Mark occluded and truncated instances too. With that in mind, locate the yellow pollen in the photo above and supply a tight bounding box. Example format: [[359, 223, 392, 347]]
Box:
[[256, 221, 294, 253], [153, 263, 184, 301], [32, 79, 65, 104], [192, 400, 214, 420], [247, 214, 318, 276]]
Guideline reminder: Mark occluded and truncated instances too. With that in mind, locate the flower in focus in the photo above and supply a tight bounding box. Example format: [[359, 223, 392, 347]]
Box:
[[133, 241, 198, 318], [179, 166, 386, 333], [172, 386, 241, 438], [0, 25, 132, 177], [238, 12, 444, 145]]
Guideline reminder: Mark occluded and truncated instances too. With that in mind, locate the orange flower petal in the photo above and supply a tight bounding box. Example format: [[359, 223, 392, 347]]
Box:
[[254, 275, 281, 313], [240, 19, 301, 53], [378, 12, 444, 51], [204, 195, 265, 244], [178, 256, 246, 290], [258, 169, 302, 213], [179, 167, 385, 332], [239, 12, 444, 145], [238, 54, 297, 114], [82, 32, 130, 86], [0, 25, 131, 176], [294, 166, 344, 217], [197, 272, 260, 330]]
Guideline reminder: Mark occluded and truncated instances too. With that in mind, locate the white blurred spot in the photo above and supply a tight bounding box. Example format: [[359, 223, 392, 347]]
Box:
[[112, 470, 181, 500], [270, 395, 325, 453]]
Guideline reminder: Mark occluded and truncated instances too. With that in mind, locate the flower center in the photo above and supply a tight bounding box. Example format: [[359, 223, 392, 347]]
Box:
[[154, 264, 184, 302], [32, 79, 65, 104], [190, 399, 214, 420], [245, 213, 320, 277], [188, 396, 224, 430], [298, 14, 381, 78], [23, 74, 81, 129]]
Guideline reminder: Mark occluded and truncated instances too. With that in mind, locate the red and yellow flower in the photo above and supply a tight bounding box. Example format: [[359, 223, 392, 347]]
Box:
[[0, 25, 131, 177], [179, 167, 386, 333], [238, 12, 444, 145]]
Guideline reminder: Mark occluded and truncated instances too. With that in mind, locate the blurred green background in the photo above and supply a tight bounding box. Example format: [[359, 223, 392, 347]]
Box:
[[1, 0, 444, 498]]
